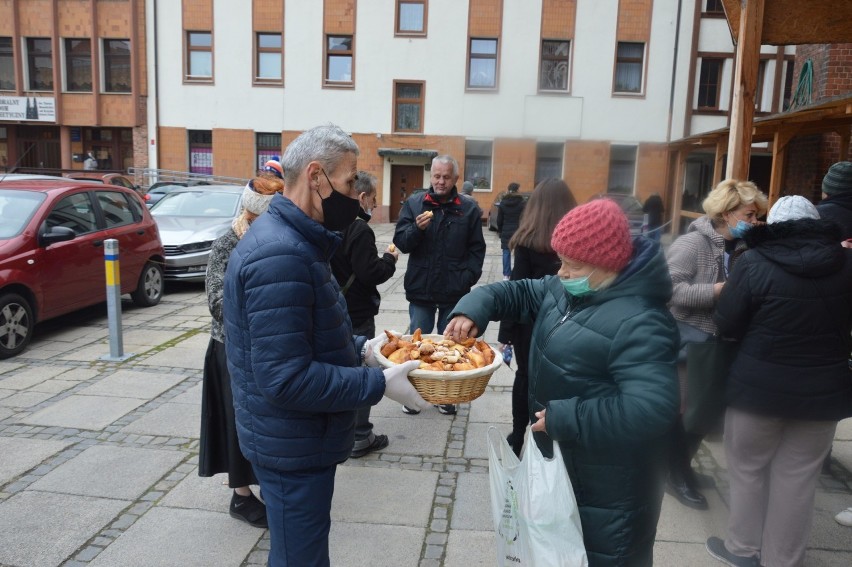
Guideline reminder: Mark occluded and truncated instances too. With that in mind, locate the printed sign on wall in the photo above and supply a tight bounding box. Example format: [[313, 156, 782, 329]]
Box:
[[0, 97, 57, 122]]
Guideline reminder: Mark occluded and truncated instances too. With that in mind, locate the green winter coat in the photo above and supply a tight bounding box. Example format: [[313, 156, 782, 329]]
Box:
[[453, 237, 679, 567]]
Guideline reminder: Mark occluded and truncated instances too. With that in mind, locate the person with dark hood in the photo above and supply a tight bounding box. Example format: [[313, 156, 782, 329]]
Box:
[[705, 196, 852, 567], [223, 124, 429, 566], [496, 182, 525, 280], [643, 193, 665, 242], [446, 198, 679, 566]]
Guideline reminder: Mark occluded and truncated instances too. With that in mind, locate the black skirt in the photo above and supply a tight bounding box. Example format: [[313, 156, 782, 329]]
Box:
[[198, 337, 258, 487]]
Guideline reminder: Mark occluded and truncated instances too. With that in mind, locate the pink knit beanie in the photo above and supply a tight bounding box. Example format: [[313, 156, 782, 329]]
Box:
[[550, 198, 633, 272]]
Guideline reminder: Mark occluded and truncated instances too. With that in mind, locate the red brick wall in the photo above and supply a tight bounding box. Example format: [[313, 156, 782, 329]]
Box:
[[541, 0, 577, 39], [564, 141, 610, 203], [158, 127, 188, 172], [212, 129, 255, 178], [635, 143, 668, 202]]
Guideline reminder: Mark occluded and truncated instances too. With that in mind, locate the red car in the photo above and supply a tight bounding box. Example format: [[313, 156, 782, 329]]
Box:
[[0, 178, 166, 358]]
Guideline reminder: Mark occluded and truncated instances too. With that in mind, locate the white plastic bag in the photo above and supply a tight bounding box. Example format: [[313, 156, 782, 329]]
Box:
[[487, 427, 588, 567]]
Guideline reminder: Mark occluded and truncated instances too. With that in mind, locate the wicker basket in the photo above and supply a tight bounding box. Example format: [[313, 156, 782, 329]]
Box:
[[373, 334, 503, 405]]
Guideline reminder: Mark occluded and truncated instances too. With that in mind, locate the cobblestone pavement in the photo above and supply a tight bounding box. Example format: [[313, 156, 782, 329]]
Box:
[[1, 223, 851, 566]]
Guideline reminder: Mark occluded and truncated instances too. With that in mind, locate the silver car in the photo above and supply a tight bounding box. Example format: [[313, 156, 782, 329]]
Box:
[[149, 185, 243, 281]]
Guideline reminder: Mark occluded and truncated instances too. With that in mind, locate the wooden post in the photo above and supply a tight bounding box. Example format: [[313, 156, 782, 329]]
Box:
[[713, 138, 727, 186], [726, 0, 765, 180], [672, 149, 688, 234], [838, 126, 851, 161], [767, 127, 798, 208]]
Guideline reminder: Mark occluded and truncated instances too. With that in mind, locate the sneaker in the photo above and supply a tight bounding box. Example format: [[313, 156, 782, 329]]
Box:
[[705, 537, 759, 567], [436, 404, 457, 415], [230, 491, 268, 528], [836, 507, 852, 527], [402, 404, 421, 415], [350, 434, 389, 459]]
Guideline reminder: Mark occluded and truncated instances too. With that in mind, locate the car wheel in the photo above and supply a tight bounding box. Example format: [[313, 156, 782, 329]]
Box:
[[0, 293, 34, 359], [131, 262, 164, 307]]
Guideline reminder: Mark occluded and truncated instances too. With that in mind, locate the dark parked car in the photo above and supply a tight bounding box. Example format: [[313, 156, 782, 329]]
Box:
[[149, 185, 243, 281], [592, 193, 646, 236], [143, 182, 187, 208], [0, 179, 166, 358], [486, 191, 531, 231]]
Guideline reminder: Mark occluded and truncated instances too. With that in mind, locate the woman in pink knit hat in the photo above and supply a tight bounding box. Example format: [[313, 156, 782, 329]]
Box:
[[446, 198, 679, 566]]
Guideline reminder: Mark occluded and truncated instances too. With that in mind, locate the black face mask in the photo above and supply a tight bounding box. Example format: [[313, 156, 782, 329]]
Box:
[[319, 169, 360, 232]]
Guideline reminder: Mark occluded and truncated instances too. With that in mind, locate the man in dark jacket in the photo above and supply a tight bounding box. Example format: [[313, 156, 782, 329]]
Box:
[[496, 182, 525, 279], [331, 171, 399, 458], [224, 125, 428, 567], [393, 154, 486, 415], [817, 160, 852, 239]]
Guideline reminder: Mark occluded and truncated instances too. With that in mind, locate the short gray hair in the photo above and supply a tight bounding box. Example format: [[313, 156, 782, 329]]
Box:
[[431, 155, 459, 177], [354, 171, 377, 196], [281, 124, 360, 186]]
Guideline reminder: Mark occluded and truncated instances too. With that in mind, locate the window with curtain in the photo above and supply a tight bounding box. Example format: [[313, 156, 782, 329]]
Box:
[[697, 58, 723, 108], [0, 38, 14, 90], [27, 38, 53, 91], [393, 81, 424, 133], [539, 40, 570, 92], [64, 39, 91, 92], [189, 130, 213, 175], [256, 132, 281, 170], [397, 0, 426, 35], [464, 140, 493, 189], [535, 143, 564, 183], [186, 32, 213, 79], [103, 39, 131, 92], [607, 145, 637, 194], [614, 42, 644, 94], [326, 35, 353, 84], [256, 33, 282, 82], [468, 38, 498, 89]]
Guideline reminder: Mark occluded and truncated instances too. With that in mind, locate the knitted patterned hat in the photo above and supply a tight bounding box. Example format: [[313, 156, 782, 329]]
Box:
[[263, 159, 284, 179], [767, 195, 820, 223], [822, 161, 852, 196], [550, 198, 633, 272]]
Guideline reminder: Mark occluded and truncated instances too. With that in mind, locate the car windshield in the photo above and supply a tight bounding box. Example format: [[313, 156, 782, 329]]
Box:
[[0, 190, 46, 238], [150, 191, 241, 217]]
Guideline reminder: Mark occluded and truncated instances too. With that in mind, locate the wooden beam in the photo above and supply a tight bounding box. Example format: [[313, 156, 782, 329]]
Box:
[[713, 139, 727, 186], [672, 149, 688, 234], [836, 126, 850, 161], [727, 0, 765, 181], [767, 128, 790, 207]]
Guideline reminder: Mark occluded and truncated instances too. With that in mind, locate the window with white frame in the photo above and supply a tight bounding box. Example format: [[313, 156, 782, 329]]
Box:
[[464, 140, 493, 189], [26, 38, 53, 91], [64, 38, 91, 92], [607, 145, 637, 194], [539, 40, 570, 92], [103, 39, 131, 92]]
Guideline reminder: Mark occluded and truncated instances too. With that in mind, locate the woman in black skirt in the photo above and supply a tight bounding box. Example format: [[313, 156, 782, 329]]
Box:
[[199, 162, 284, 528]]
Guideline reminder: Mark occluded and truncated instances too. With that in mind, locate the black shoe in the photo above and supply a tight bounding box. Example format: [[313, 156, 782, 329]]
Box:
[[401, 405, 421, 415], [705, 536, 759, 567], [230, 491, 268, 528], [436, 404, 457, 415], [666, 476, 708, 510], [350, 434, 389, 459]]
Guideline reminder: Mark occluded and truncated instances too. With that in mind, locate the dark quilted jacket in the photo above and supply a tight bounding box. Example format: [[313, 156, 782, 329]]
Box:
[[453, 237, 679, 566], [223, 194, 386, 472], [714, 219, 852, 422]]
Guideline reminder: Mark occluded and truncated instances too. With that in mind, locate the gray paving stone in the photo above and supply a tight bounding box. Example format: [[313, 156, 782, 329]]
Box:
[[654, 541, 718, 567], [468, 390, 513, 424], [366, 414, 452, 457], [120, 402, 201, 438], [29, 379, 79, 394], [0, 390, 56, 408], [160, 469, 233, 513], [0, 491, 128, 567], [333, 466, 438, 527], [465, 421, 513, 460], [444, 529, 494, 567], [77, 369, 187, 399], [28, 445, 186, 500], [451, 472, 492, 531], [56, 367, 101, 382], [329, 522, 423, 567], [169, 382, 202, 404], [21, 394, 146, 430], [88, 507, 262, 567], [0, 388, 14, 399], [0, 437, 72, 485], [0, 366, 67, 390]]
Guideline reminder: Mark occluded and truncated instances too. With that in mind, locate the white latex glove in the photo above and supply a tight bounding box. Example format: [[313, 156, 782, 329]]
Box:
[[364, 330, 401, 368], [383, 360, 430, 410]]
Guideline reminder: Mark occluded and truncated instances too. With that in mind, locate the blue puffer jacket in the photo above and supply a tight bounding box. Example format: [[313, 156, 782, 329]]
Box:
[[223, 194, 386, 472], [452, 237, 679, 567]]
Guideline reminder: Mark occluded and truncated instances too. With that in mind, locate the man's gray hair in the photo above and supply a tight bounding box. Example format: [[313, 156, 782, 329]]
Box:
[[431, 155, 459, 177], [354, 171, 377, 195], [281, 124, 360, 185]]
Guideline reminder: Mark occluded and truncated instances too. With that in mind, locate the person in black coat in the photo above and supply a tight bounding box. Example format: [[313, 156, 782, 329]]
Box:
[[642, 193, 665, 242], [705, 196, 852, 567], [496, 182, 525, 279], [817, 161, 852, 239], [497, 178, 577, 456], [330, 171, 399, 458]]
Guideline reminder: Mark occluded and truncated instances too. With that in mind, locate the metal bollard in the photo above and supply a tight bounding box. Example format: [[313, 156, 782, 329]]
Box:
[[100, 239, 133, 361]]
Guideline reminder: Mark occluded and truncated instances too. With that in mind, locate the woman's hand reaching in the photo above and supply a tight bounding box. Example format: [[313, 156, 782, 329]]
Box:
[[443, 316, 479, 342]]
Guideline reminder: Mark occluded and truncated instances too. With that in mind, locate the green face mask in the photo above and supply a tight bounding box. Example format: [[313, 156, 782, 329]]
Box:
[[560, 270, 596, 297]]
